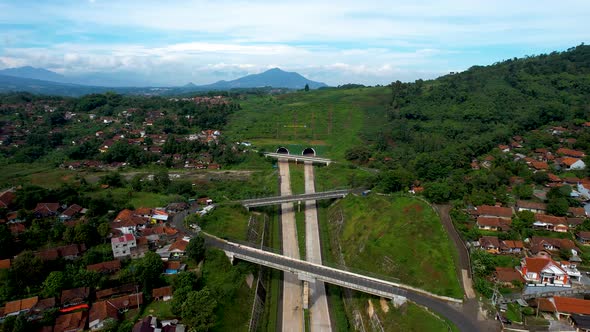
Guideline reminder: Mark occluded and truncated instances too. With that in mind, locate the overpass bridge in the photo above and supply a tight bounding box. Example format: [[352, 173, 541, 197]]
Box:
[[203, 234, 480, 332], [264, 152, 332, 165], [241, 189, 353, 208]]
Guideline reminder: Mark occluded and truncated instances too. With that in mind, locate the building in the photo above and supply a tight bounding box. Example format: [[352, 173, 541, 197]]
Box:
[[577, 231, 590, 245], [111, 234, 137, 258], [61, 287, 90, 308], [88, 300, 118, 330], [562, 157, 586, 170], [54, 310, 87, 332], [517, 256, 570, 287], [3, 296, 38, 317], [33, 202, 60, 218], [110, 209, 148, 234], [533, 214, 569, 232], [86, 260, 122, 274], [474, 205, 513, 219], [152, 286, 173, 301], [476, 217, 512, 231], [478, 236, 523, 254], [538, 296, 590, 321], [516, 200, 547, 214]]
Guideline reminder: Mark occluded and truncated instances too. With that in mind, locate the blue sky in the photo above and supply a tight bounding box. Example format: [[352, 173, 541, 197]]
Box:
[[0, 0, 589, 86]]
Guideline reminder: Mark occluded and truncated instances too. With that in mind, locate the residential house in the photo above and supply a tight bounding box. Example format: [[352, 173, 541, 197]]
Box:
[[476, 217, 512, 231], [96, 284, 137, 300], [533, 214, 569, 232], [568, 207, 587, 218], [517, 256, 570, 287], [538, 296, 590, 321], [478, 236, 501, 253], [165, 202, 188, 214], [531, 161, 549, 171], [54, 310, 87, 332], [111, 234, 137, 258], [494, 267, 523, 286], [34, 202, 60, 218], [163, 261, 186, 274], [560, 261, 582, 282], [111, 209, 148, 234], [478, 236, 523, 254], [86, 260, 122, 274], [516, 200, 547, 214], [30, 297, 56, 321], [152, 286, 173, 301], [577, 232, 590, 245], [530, 236, 579, 256], [133, 315, 186, 332], [501, 240, 524, 254], [567, 217, 584, 229], [3, 296, 38, 317], [61, 287, 90, 308], [0, 191, 15, 209], [59, 204, 84, 221], [557, 148, 585, 158], [88, 301, 118, 330], [167, 237, 189, 259], [562, 157, 586, 170], [59, 244, 86, 260], [0, 259, 10, 269]]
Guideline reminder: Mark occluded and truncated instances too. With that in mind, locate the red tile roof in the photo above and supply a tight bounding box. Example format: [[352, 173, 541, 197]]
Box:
[[477, 217, 512, 229], [557, 148, 585, 158], [34, 203, 60, 217], [535, 214, 567, 224], [568, 207, 586, 217], [0, 191, 15, 208], [168, 239, 189, 252], [523, 256, 564, 275], [89, 300, 118, 324], [517, 200, 547, 211], [54, 310, 87, 332], [553, 296, 590, 315], [61, 204, 83, 218], [475, 205, 513, 218], [495, 267, 523, 283], [86, 260, 121, 273], [531, 161, 549, 170], [479, 236, 500, 249], [0, 259, 10, 269], [152, 286, 172, 299], [4, 296, 38, 315]]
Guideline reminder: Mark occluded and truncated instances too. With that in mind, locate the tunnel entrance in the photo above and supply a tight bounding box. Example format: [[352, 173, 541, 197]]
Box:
[[302, 147, 316, 156], [276, 147, 290, 154]]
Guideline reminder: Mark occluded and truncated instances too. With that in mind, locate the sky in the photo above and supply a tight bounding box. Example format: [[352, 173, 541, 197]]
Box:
[[0, 0, 589, 86]]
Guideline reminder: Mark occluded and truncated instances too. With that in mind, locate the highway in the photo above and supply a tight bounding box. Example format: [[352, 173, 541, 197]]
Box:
[[205, 234, 481, 332], [304, 161, 332, 331], [278, 159, 304, 332], [241, 189, 352, 208]]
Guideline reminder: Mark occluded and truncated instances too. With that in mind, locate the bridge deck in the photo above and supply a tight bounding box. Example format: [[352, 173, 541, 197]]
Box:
[[204, 234, 480, 332], [264, 152, 332, 164], [241, 189, 351, 207]]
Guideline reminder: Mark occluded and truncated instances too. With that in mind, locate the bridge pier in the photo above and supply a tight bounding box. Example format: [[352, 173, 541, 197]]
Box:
[[224, 251, 235, 265]]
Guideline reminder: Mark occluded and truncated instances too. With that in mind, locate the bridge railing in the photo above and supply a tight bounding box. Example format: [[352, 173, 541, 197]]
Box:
[[214, 236, 402, 284]]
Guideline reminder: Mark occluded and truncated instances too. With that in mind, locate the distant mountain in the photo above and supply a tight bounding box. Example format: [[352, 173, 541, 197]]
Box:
[[0, 67, 328, 96], [0, 66, 67, 83], [203, 68, 327, 89]]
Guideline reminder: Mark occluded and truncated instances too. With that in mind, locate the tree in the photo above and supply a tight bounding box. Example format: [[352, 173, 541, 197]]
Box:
[[304, 84, 309, 92], [181, 287, 217, 331], [0, 224, 13, 258], [186, 236, 205, 263], [423, 182, 451, 203], [11, 251, 43, 288], [153, 170, 171, 193], [41, 271, 65, 298], [547, 197, 569, 216], [134, 251, 164, 292]]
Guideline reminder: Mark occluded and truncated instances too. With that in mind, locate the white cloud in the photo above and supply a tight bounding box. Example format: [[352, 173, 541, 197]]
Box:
[[0, 1, 588, 85]]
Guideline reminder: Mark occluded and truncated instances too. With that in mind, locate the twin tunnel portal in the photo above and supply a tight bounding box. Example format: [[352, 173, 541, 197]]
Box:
[[211, 148, 479, 332]]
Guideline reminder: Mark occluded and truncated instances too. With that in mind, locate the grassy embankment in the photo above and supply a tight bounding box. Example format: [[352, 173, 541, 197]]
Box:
[[318, 194, 462, 331], [225, 87, 391, 161]]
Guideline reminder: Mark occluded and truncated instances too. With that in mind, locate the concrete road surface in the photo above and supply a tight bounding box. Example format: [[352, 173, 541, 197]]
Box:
[[279, 159, 304, 332], [304, 162, 333, 332]]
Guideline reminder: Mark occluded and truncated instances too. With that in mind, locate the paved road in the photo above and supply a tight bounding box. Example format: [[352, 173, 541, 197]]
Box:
[[206, 235, 481, 332], [241, 189, 352, 208], [279, 159, 304, 332], [304, 162, 333, 332]]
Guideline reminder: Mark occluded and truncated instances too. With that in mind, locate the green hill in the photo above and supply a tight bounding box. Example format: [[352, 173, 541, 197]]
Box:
[[227, 44, 590, 170]]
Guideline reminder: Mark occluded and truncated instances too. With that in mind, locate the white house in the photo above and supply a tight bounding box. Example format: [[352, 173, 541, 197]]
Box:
[[517, 256, 570, 287], [111, 234, 137, 258]]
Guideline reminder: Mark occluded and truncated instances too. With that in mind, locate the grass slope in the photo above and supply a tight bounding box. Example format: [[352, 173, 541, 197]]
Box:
[[226, 87, 390, 160], [329, 195, 462, 298]]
